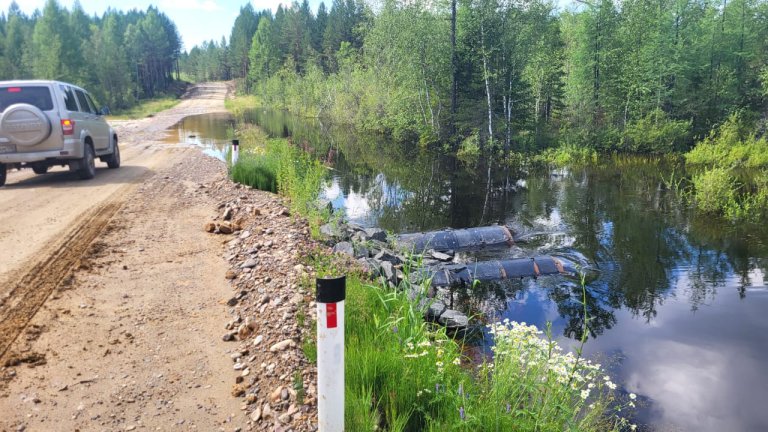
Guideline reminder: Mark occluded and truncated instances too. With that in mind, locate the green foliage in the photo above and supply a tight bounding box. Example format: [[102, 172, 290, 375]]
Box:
[[0, 1, 182, 109], [228, 125, 328, 228], [178, 0, 768, 155], [691, 167, 738, 214], [686, 114, 768, 220], [108, 96, 181, 119], [686, 113, 768, 169], [456, 131, 480, 165], [622, 110, 692, 153], [689, 166, 768, 221], [301, 248, 634, 431], [230, 153, 279, 193], [761, 67, 768, 97], [536, 144, 598, 167]]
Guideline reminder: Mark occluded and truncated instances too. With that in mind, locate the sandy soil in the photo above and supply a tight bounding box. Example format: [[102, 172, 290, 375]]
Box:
[[0, 83, 264, 431]]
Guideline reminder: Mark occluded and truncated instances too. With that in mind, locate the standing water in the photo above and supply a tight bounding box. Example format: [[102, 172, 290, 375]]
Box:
[[162, 112, 235, 161], [169, 108, 768, 431]]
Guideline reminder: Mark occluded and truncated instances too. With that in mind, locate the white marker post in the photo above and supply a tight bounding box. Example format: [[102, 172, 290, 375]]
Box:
[[316, 276, 345, 431], [231, 139, 239, 165]]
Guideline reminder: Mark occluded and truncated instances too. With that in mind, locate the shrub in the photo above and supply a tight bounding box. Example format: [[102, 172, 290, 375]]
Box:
[[691, 167, 737, 214], [457, 131, 481, 165], [622, 109, 691, 153], [685, 112, 768, 168], [536, 143, 598, 167]]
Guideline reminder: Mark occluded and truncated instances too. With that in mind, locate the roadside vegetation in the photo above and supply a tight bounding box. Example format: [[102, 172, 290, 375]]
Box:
[[295, 246, 637, 431], [228, 123, 328, 233], [224, 105, 636, 430]]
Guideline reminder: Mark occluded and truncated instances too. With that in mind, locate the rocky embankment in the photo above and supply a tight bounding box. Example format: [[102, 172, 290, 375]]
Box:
[[204, 179, 321, 431], [319, 222, 470, 329]]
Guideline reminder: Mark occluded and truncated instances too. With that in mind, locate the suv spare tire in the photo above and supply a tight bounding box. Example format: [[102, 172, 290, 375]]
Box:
[[0, 103, 52, 146]]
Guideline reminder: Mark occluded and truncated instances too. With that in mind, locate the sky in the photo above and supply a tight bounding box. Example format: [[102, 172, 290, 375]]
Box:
[[0, 0, 320, 51]]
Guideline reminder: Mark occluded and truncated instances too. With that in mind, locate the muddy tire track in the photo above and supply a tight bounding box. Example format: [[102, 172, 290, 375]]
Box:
[[0, 200, 123, 361]]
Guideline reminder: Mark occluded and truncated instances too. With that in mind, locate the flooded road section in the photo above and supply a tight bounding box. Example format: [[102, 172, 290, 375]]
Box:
[[174, 109, 768, 431], [161, 112, 234, 160]]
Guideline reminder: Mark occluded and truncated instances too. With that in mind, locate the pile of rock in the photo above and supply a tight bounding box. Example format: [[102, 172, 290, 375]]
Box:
[[205, 179, 319, 432], [319, 221, 470, 330]]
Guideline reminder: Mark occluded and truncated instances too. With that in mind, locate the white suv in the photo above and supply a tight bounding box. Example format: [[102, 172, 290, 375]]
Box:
[[0, 80, 120, 186]]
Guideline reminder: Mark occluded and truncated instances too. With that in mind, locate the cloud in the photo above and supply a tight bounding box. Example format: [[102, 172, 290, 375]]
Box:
[[160, 0, 221, 11]]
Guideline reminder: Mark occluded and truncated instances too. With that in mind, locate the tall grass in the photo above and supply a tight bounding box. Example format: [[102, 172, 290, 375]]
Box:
[[535, 144, 599, 167], [228, 125, 329, 232], [230, 152, 279, 192], [225, 94, 261, 120], [303, 248, 635, 431]]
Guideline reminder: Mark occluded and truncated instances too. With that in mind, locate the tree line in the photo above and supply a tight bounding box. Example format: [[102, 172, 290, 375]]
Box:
[[196, 0, 767, 153], [0, 0, 182, 110]]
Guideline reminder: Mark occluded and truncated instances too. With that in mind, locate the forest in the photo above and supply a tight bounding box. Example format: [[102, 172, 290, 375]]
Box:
[[182, 0, 768, 154], [0, 0, 182, 110]]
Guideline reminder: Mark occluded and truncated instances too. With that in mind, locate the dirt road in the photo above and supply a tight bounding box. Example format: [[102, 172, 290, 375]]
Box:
[[0, 83, 256, 431]]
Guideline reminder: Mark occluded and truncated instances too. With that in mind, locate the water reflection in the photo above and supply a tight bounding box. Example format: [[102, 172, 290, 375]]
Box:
[[162, 112, 235, 160], [238, 108, 768, 431]]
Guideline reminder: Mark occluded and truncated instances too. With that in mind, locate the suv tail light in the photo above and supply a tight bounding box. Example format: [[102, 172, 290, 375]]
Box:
[[61, 119, 75, 135]]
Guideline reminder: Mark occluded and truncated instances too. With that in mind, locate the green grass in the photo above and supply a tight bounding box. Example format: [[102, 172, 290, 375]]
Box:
[[227, 125, 329, 232], [225, 94, 260, 119], [107, 96, 181, 120], [230, 152, 280, 192], [535, 144, 599, 167], [300, 248, 635, 431]]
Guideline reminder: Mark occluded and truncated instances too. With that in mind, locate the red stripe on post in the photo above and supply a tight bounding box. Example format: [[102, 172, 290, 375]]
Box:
[[326, 303, 337, 329]]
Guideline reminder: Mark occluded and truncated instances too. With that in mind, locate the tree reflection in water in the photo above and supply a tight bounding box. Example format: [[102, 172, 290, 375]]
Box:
[[242, 107, 768, 339]]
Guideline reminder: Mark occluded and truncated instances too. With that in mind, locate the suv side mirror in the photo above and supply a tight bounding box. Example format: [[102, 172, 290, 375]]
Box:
[[99, 106, 111, 116]]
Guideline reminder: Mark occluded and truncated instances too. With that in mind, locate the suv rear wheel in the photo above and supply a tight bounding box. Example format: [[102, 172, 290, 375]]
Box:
[[0, 163, 6, 187], [78, 143, 96, 180], [105, 141, 120, 169]]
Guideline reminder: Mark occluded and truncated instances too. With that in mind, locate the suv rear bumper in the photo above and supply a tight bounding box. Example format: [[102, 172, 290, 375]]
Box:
[[0, 139, 83, 163]]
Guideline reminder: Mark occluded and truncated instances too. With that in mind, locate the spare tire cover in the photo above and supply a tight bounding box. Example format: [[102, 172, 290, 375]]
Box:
[[0, 103, 52, 146]]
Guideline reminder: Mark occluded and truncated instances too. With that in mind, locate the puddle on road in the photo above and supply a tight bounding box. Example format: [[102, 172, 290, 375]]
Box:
[[162, 113, 235, 161]]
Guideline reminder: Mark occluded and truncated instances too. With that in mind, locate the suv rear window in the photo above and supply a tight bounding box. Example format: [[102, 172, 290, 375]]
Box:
[[60, 85, 79, 112], [74, 89, 94, 114], [0, 86, 54, 112]]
